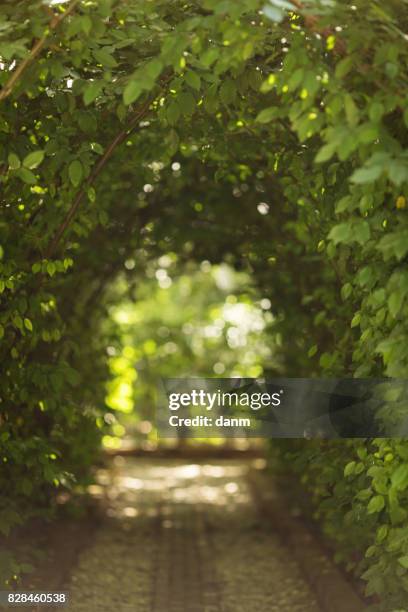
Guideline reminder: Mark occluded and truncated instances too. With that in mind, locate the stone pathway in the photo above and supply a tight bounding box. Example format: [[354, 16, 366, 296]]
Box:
[[66, 458, 321, 612]]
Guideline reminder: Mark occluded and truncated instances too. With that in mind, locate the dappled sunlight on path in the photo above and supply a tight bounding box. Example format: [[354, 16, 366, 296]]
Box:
[[67, 458, 320, 612]]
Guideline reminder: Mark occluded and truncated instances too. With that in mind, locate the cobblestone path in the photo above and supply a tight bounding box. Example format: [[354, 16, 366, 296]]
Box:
[[66, 458, 321, 612]]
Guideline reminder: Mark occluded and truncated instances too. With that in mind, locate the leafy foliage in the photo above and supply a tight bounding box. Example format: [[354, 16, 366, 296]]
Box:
[[272, 438, 408, 609], [103, 262, 278, 448], [0, 0, 407, 605]]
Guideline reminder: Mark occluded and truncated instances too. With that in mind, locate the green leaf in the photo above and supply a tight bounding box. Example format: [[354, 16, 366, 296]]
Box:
[[78, 112, 97, 134], [8, 152, 20, 170], [335, 195, 353, 213], [287, 68, 304, 91], [353, 220, 370, 245], [319, 352, 334, 368], [388, 290, 405, 318], [23, 150, 45, 170], [369, 102, 384, 122], [350, 164, 383, 184], [358, 123, 378, 144], [219, 79, 236, 105], [367, 495, 385, 514], [351, 313, 361, 328], [87, 187, 96, 202], [80, 15, 92, 35], [388, 159, 408, 186], [185, 71, 201, 90], [90, 142, 103, 155], [93, 48, 117, 68], [376, 525, 388, 543], [391, 464, 408, 490], [398, 556, 408, 569], [377, 230, 408, 261], [328, 223, 350, 244], [255, 107, 277, 124], [69, 160, 83, 187], [46, 261, 56, 277], [17, 167, 37, 184], [144, 58, 162, 81], [356, 487, 372, 501], [357, 266, 375, 288], [344, 461, 356, 477], [315, 143, 336, 163], [308, 344, 317, 357], [365, 545, 377, 558], [123, 80, 143, 105], [83, 81, 104, 106], [167, 102, 181, 125], [359, 194, 374, 214], [341, 283, 352, 300], [201, 48, 219, 68], [335, 56, 353, 79], [23, 318, 33, 332], [13, 315, 23, 330], [179, 92, 196, 116], [344, 94, 359, 127]]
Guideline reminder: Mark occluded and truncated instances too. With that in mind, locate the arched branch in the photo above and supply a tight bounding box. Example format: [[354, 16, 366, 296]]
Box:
[[44, 97, 152, 259], [0, 0, 81, 103], [45, 72, 173, 259]]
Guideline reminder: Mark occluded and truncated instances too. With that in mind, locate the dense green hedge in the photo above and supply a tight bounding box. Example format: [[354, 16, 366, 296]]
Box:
[[273, 438, 408, 608], [0, 0, 407, 605]]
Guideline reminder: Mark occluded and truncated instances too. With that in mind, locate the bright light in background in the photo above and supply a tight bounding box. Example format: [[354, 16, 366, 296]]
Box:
[[155, 268, 172, 288], [223, 302, 265, 333], [125, 259, 135, 270], [158, 254, 172, 267], [214, 264, 236, 291], [257, 202, 270, 215], [213, 362, 226, 374], [104, 261, 281, 450]]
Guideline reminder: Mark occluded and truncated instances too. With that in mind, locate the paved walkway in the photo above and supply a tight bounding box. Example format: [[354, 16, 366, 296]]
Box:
[[66, 458, 320, 612]]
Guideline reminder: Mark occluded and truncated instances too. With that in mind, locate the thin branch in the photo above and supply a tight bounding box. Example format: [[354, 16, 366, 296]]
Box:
[[45, 70, 173, 259], [0, 0, 81, 103], [44, 97, 153, 258]]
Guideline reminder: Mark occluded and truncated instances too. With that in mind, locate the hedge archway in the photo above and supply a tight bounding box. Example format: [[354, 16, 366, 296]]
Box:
[[1, 0, 408, 605]]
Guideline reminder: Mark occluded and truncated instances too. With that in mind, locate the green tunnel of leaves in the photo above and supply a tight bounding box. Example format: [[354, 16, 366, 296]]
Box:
[[0, 0, 407, 606]]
